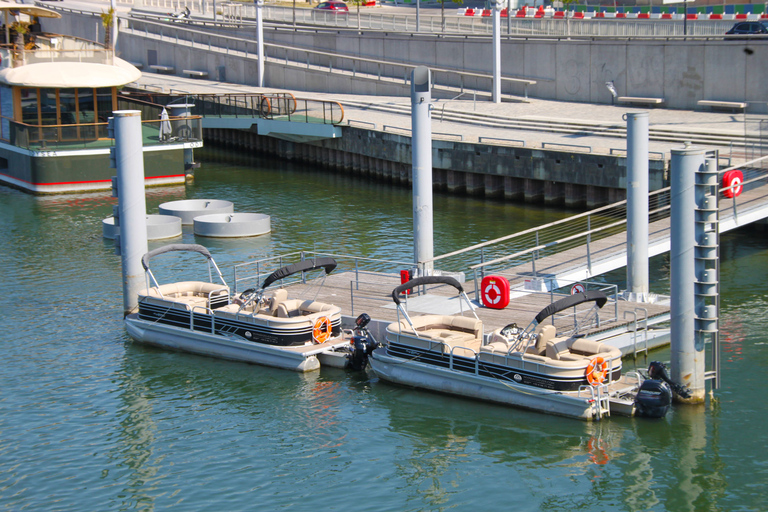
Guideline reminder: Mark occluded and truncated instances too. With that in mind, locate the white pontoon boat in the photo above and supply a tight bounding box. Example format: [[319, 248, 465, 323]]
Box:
[[124, 244, 351, 372], [368, 276, 676, 420]]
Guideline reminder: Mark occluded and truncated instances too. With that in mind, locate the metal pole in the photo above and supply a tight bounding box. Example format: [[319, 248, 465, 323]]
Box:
[[506, 0, 511, 34], [669, 144, 706, 403], [411, 66, 434, 275], [492, 0, 501, 103], [256, 0, 265, 87], [416, 0, 420, 32], [625, 112, 649, 302], [111, 111, 148, 317]]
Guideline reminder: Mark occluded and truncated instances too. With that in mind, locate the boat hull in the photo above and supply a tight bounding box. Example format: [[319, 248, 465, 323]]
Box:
[[125, 314, 347, 372], [369, 349, 603, 420], [0, 143, 193, 195]]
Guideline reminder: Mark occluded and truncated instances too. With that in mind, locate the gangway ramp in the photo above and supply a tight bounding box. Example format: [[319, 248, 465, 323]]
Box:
[[429, 157, 768, 292]]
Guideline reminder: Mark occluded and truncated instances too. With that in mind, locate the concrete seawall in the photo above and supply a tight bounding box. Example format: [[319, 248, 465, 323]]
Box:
[[204, 126, 666, 207]]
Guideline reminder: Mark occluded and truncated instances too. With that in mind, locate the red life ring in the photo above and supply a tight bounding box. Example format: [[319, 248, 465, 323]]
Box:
[[312, 316, 332, 344], [586, 356, 607, 386], [722, 170, 743, 199]]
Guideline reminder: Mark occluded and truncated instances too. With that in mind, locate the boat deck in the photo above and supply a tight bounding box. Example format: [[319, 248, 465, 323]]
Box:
[[269, 271, 670, 344]]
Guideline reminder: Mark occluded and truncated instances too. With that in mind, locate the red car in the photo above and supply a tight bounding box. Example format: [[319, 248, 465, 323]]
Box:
[[314, 1, 349, 13]]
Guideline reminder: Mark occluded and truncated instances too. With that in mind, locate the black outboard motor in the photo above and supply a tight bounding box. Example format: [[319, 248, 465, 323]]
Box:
[[348, 313, 379, 371], [634, 361, 691, 419]]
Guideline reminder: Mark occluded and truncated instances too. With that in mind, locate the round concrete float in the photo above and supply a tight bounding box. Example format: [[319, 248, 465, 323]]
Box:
[[102, 215, 182, 240], [159, 199, 234, 225], [193, 213, 271, 238]]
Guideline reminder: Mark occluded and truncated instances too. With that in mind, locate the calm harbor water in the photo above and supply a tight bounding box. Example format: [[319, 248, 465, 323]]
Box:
[[2, 147, 767, 511]]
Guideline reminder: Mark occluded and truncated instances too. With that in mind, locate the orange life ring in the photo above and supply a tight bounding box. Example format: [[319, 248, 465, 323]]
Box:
[[586, 356, 607, 386], [312, 316, 332, 344], [722, 170, 743, 199]]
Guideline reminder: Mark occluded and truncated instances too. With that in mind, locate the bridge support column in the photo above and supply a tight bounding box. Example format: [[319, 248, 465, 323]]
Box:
[[670, 144, 706, 404]]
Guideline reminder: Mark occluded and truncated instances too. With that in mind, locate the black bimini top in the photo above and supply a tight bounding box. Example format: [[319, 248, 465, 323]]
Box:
[[141, 244, 213, 271], [391, 275, 464, 306], [261, 257, 337, 289], [533, 290, 608, 325]]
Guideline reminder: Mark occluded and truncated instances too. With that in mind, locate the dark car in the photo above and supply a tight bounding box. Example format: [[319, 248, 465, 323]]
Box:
[[314, 1, 349, 13], [726, 21, 768, 36]]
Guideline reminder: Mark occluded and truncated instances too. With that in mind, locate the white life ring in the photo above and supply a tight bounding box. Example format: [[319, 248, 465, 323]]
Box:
[[722, 170, 743, 199], [483, 282, 501, 305]]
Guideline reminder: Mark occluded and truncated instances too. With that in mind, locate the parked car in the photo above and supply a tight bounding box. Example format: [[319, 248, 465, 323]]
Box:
[[726, 21, 768, 36], [314, 1, 349, 13]]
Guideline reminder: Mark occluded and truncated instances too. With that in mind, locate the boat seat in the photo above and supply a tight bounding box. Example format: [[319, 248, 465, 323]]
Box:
[[277, 303, 302, 318], [299, 300, 337, 314], [569, 338, 607, 356], [268, 289, 288, 315], [529, 324, 556, 355], [545, 338, 589, 361], [480, 341, 511, 354]]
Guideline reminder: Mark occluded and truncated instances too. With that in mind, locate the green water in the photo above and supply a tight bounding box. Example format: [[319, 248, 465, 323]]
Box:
[[1, 148, 766, 511]]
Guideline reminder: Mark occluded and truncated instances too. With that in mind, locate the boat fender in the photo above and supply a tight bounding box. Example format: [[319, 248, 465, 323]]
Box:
[[313, 316, 332, 344], [585, 356, 607, 386]]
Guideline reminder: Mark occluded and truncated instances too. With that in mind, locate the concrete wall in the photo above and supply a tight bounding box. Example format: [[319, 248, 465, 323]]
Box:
[[44, 13, 766, 110], [203, 126, 667, 208]]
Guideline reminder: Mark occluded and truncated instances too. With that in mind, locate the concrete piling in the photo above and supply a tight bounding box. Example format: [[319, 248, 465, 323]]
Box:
[[111, 111, 148, 317], [669, 145, 706, 403], [411, 66, 434, 274]]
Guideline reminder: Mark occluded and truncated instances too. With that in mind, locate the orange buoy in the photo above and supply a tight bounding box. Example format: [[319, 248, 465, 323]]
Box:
[[586, 356, 607, 386], [312, 316, 332, 344]]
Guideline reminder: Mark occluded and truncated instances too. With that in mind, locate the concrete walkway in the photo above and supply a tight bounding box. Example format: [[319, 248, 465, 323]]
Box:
[[134, 73, 760, 163]]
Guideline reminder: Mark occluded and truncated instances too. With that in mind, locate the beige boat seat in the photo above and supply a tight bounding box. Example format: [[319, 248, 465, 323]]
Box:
[[387, 314, 483, 357], [140, 281, 230, 311], [528, 324, 556, 355], [268, 289, 288, 315]]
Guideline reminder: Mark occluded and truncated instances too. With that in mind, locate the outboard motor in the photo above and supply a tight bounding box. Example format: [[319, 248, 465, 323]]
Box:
[[634, 361, 691, 419], [348, 313, 378, 371]]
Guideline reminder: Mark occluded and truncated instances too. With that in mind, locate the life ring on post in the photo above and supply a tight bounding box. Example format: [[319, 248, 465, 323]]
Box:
[[312, 316, 332, 344], [586, 356, 607, 386], [722, 170, 743, 199]]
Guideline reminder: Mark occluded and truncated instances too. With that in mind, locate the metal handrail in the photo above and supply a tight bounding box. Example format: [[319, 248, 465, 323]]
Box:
[[120, 17, 538, 99]]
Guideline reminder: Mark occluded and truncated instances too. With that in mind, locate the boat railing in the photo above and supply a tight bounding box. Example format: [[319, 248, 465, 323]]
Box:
[[191, 305, 215, 333], [2, 34, 114, 67], [577, 384, 611, 420], [1, 115, 203, 150]]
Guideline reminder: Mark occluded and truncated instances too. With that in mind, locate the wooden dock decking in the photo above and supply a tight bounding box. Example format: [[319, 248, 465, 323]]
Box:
[[274, 270, 670, 339]]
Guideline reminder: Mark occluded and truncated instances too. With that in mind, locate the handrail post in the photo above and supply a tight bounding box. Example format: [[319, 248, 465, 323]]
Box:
[[586, 215, 592, 275]]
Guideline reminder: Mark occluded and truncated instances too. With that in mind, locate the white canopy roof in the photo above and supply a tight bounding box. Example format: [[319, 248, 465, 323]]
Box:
[[0, 1, 61, 18], [0, 58, 141, 88]]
